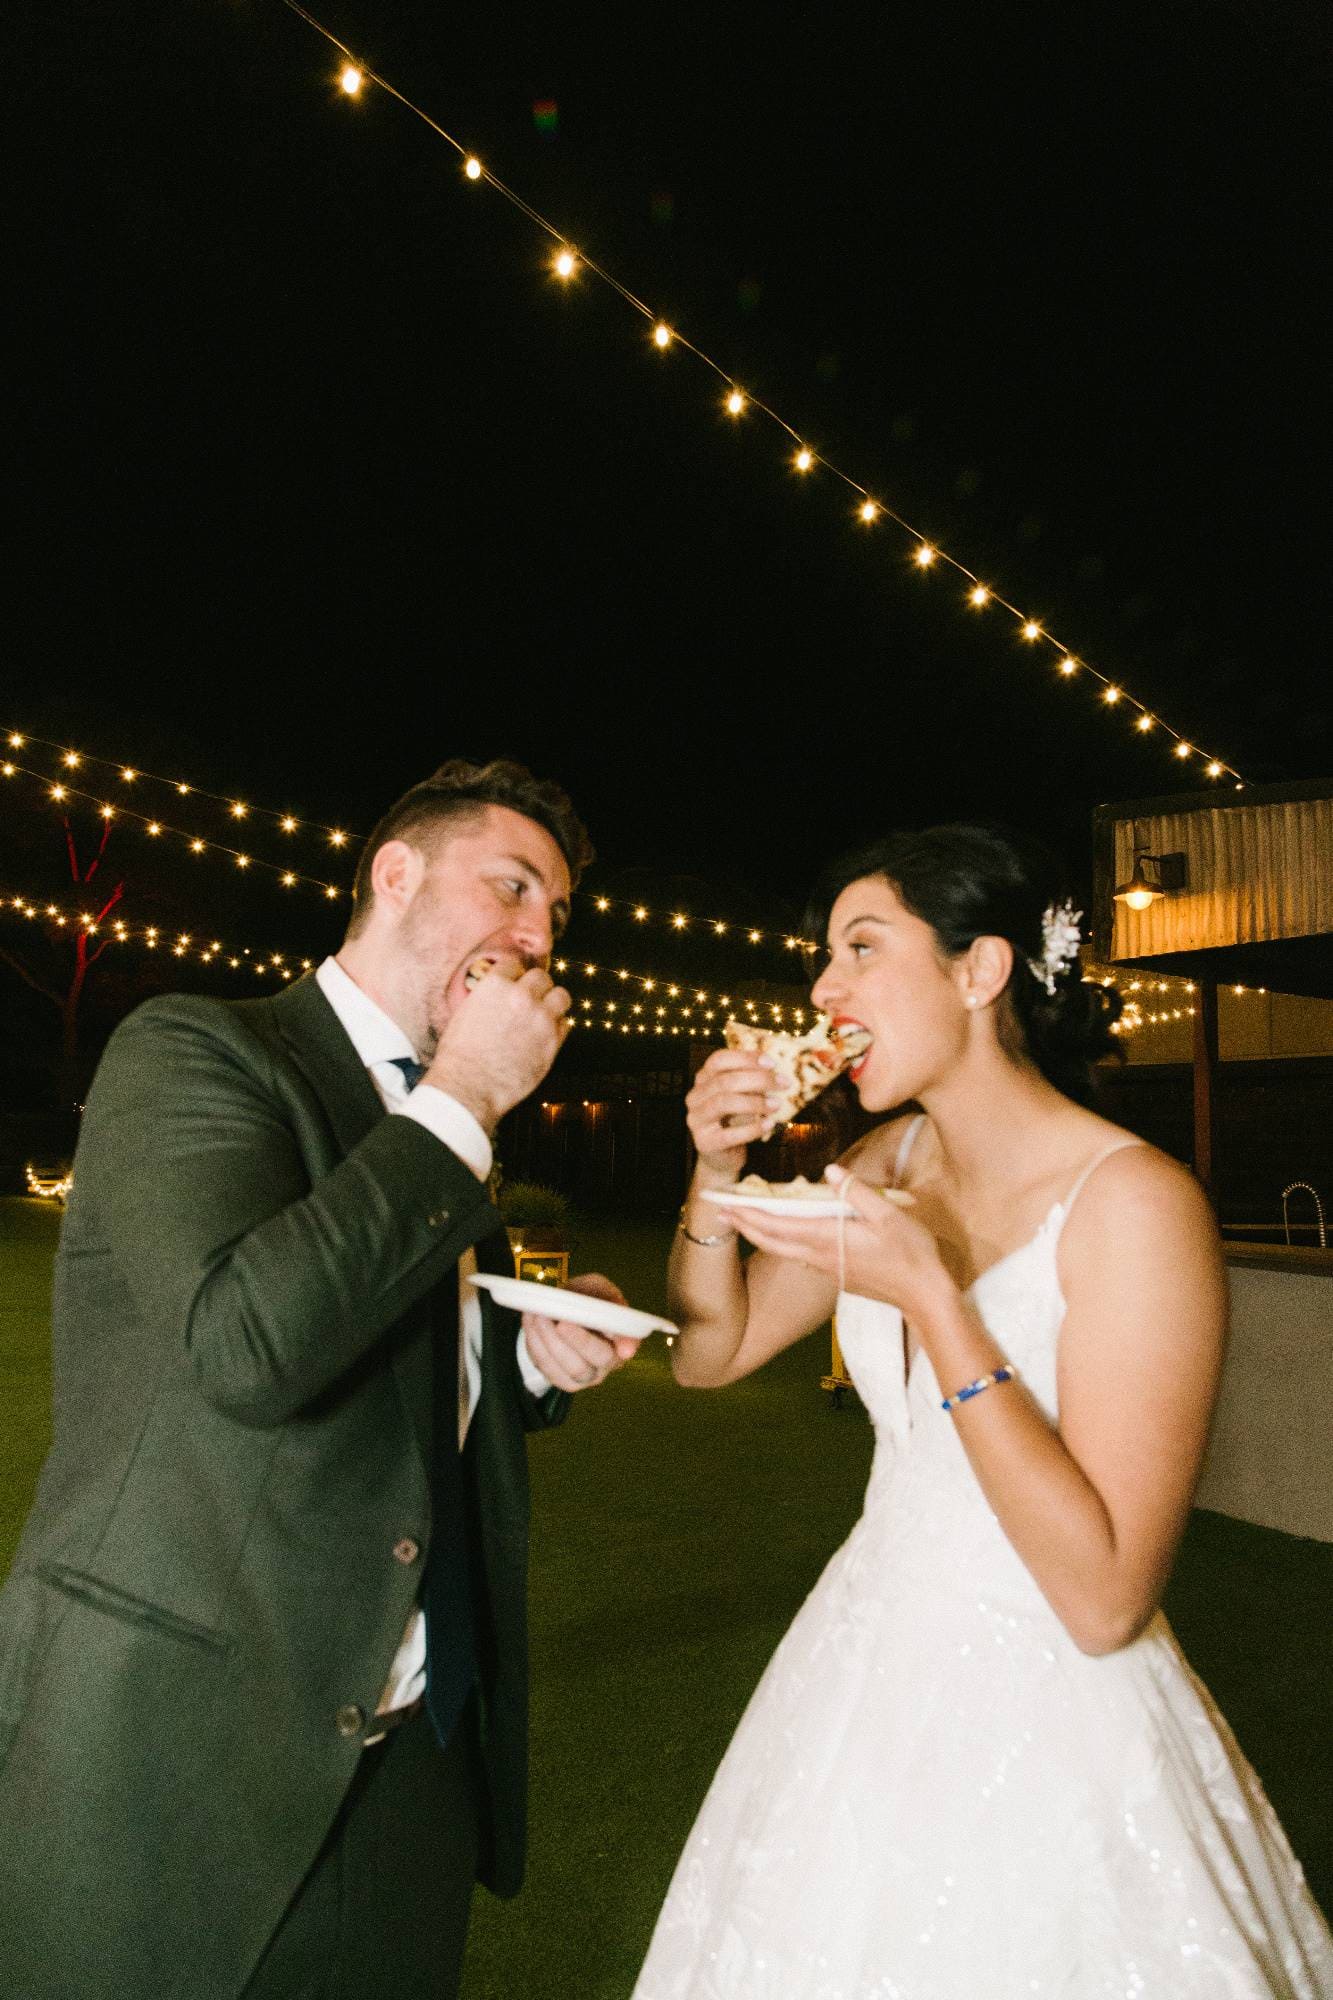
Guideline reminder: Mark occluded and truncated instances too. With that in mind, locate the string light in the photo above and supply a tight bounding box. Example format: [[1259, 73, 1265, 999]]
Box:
[[255, 5, 1250, 783], [4, 729, 344, 845], [914, 544, 936, 568], [3, 759, 345, 897], [794, 447, 814, 473], [338, 63, 363, 96], [10, 732, 827, 955], [858, 500, 879, 524], [969, 585, 990, 608], [2, 882, 318, 983], [551, 953, 811, 1025], [1058, 657, 1078, 676], [725, 388, 746, 417], [552, 246, 578, 280]]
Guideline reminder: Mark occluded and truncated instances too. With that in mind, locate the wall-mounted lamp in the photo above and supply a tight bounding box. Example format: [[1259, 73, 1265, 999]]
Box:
[[1112, 844, 1188, 911]]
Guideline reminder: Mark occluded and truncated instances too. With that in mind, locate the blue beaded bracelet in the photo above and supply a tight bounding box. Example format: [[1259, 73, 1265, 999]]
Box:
[[941, 1363, 1018, 1413]]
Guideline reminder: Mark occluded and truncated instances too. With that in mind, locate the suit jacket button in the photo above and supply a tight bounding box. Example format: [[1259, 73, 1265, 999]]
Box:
[[393, 1537, 421, 1565], [335, 1704, 365, 1738], [428, 1208, 450, 1227]]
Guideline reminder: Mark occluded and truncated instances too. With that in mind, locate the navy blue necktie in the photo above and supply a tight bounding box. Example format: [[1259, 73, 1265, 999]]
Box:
[[390, 1055, 426, 1091]]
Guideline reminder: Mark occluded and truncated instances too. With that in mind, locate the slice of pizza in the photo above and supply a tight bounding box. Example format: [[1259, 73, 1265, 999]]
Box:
[[723, 1016, 871, 1125]]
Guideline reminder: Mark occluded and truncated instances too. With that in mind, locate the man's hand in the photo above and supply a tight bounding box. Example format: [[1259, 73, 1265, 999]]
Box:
[[521, 1273, 640, 1392], [425, 962, 571, 1134]]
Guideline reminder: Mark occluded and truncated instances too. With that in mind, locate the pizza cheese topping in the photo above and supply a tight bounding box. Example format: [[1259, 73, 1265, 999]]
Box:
[[724, 1016, 872, 1124]]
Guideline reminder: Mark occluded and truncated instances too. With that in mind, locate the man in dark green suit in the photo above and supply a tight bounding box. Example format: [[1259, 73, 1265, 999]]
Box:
[[0, 758, 638, 1999]]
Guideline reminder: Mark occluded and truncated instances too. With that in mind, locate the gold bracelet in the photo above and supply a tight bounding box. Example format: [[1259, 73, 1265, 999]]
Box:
[[678, 1205, 737, 1248]]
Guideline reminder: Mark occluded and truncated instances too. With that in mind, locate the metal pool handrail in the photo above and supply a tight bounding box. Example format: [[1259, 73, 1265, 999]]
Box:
[[1281, 1182, 1327, 1250]]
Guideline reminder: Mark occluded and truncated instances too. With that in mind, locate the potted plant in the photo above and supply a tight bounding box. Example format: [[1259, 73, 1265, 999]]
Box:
[[496, 1181, 571, 1256]]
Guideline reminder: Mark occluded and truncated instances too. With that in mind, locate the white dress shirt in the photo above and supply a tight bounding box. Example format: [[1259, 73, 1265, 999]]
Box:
[[314, 956, 549, 1724]]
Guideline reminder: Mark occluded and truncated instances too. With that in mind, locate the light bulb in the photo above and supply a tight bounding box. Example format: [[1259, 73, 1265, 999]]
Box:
[[553, 247, 577, 280], [859, 500, 879, 524], [914, 544, 936, 567], [339, 64, 363, 96], [725, 388, 745, 416], [794, 447, 813, 472], [1022, 621, 1041, 641], [653, 322, 672, 349], [970, 585, 990, 607], [464, 156, 482, 180]]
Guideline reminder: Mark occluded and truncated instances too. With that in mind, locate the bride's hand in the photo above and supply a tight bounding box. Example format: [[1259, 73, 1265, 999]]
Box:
[[685, 1047, 780, 1181], [715, 1164, 952, 1319]]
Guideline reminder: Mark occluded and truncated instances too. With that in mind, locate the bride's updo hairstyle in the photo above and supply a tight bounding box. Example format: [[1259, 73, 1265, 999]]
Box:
[[808, 823, 1122, 1108]]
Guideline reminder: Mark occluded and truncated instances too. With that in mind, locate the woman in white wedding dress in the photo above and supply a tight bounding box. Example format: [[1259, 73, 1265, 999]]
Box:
[[633, 824, 1332, 2000]]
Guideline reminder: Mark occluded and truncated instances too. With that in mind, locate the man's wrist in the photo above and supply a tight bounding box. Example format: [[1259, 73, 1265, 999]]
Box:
[[422, 1063, 499, 1138]]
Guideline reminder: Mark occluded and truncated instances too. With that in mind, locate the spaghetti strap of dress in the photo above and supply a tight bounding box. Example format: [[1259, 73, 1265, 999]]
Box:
[[891, 1111, 927, 1187], [1058, 1136, 1146, 1220]]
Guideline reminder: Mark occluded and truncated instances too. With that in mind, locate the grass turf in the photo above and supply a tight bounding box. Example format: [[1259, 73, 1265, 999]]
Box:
[[1, 1200, 1328, 1994]]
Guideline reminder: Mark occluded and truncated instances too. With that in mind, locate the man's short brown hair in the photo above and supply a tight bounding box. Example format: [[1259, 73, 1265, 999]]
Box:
[[346, 758, 594, 936]]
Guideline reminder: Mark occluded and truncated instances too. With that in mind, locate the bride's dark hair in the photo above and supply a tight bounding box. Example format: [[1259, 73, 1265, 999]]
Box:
[[807, 823, 1122, 1108]]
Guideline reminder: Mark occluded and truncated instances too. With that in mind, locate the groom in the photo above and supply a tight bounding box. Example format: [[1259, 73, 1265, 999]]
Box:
[[0, 757, 637, 1999]]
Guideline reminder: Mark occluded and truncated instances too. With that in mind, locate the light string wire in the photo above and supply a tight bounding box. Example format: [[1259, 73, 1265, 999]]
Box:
[[3, 730, 349, 843], [3, 876, 1220, 1033], [0, 859, 814, 1021], [3, 729, 819, 949], [1, 755, 346, 897], [0, 738, 1231, 1029], [2, 742, 1225, 1031], [0, 879, 782, 1030], [274, 1, 1242, 787]]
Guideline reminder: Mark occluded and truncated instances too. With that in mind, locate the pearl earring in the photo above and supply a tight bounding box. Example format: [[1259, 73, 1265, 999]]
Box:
[[965, 994, 979, 1009]]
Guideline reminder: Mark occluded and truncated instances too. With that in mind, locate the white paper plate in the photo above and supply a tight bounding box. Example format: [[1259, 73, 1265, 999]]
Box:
[[698, 1186, 915, 1219], [698, 1187, 853, 1218], [466, 1272, 676, 1340]]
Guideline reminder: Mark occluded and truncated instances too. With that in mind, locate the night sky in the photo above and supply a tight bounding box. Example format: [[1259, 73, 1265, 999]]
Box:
[[8, 1, 1331, 1008]]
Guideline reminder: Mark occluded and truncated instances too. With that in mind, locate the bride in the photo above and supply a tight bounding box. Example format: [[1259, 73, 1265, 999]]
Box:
[[633, 824, 1332, 1999]]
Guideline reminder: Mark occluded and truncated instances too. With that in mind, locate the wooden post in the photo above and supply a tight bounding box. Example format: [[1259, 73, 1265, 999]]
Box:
[[1192, 981, 1219, 1198]]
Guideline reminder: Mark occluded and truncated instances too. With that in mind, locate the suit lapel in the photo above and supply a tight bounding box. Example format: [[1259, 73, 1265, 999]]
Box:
[[271, 972, 435, 1481], [271, 973, 385, 1156]]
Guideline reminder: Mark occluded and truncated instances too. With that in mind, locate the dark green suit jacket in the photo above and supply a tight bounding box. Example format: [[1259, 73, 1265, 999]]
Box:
[[0, 974, 567, 1999]]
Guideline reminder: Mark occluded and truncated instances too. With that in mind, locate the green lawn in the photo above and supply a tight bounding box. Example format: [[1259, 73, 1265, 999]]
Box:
[[2, 1200, 1328, 1995], [0, 1198, 58, 1576]]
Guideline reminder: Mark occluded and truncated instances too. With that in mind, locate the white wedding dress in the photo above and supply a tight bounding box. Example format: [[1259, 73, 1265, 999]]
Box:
[[634, 1124, 1333, 1999]]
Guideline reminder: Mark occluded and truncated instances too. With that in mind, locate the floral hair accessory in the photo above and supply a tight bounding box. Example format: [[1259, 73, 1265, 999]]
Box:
[[1028, 900, 1082, 994]]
